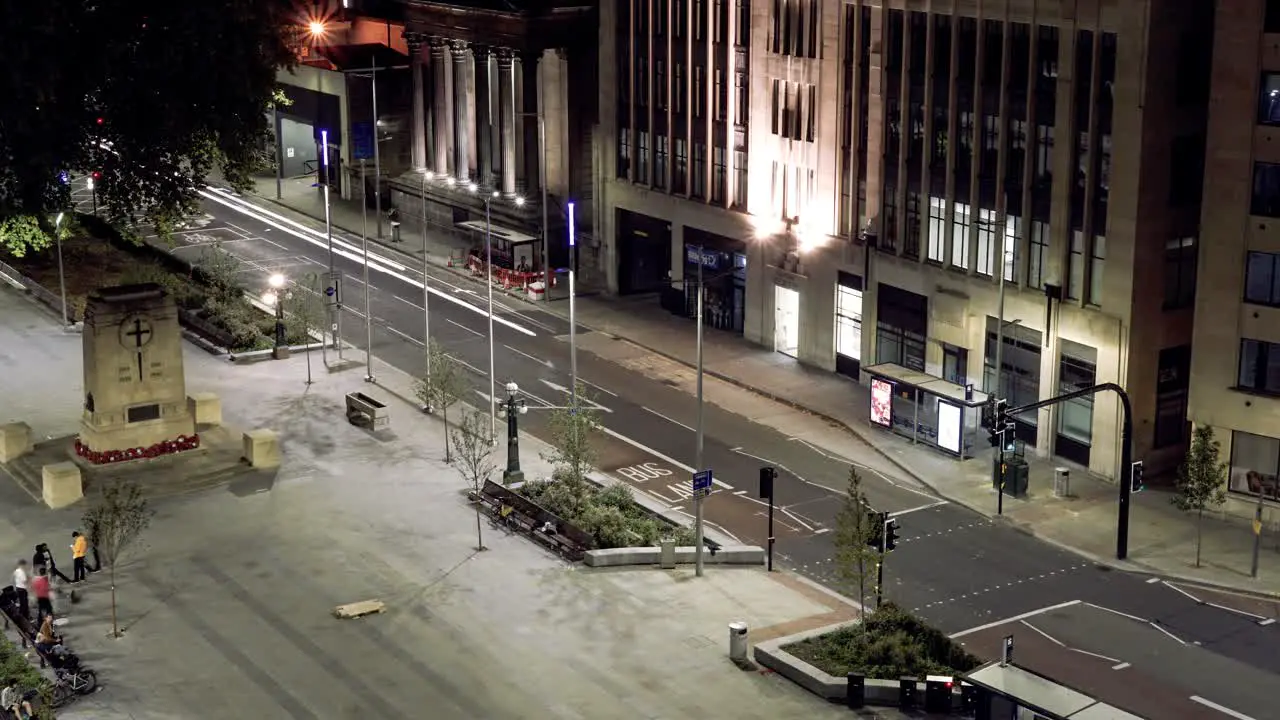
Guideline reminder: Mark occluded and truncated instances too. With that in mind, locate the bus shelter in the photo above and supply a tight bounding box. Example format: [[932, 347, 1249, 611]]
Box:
[[864, 363, 989, 460], [963, 661, 1144, 720]]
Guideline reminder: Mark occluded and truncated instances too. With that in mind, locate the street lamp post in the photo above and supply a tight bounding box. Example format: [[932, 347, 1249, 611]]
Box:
[[502, 381, 528, 483], [264, 273, 289, 360], [320, 129, 342, 360], [567, 202, 578, 404], [483, 187, 498, 441], [360, 158, 375, 383], [694, 250, 706, 578], [54, 212, 68, 327], [420, 171, 434, 407]]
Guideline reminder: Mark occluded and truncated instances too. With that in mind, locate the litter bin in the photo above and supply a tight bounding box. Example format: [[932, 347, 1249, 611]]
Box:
[[390, 221, 402, 243], [660, 539, 676, 569], [1054, 467, 1071, 497], [728, 622, 749, 663]]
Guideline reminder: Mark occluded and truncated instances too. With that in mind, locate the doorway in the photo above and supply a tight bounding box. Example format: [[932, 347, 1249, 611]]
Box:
[[774, 286, 800, 357]]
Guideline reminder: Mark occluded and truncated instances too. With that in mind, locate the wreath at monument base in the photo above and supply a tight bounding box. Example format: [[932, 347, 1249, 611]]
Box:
[[74, 434, 200, 465]]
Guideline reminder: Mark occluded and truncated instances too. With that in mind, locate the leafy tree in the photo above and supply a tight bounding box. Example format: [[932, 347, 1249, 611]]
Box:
[[833, 467, 882, 613], [452, 408, 498, 552], [543, 382, 599, 507], [82, 481, 155, 638], [1173, 425, 1229, 568], [286, 273, 327, 383], [413, 340, 468, 462], [0, 0, 299, 250]]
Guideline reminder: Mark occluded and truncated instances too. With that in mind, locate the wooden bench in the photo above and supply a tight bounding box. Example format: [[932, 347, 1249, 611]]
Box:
[[477, 480, 592, 561], [345, 392, 390, 429]]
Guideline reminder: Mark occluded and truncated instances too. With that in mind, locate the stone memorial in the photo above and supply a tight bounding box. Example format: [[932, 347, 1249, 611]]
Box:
[[76, 284, 197, 463]]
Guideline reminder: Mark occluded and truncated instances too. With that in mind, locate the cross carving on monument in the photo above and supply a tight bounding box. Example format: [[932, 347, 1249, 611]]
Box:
[[125, 317, 153, 381]]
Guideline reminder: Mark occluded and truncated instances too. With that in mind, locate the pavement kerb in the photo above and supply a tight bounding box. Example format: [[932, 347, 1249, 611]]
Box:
[[247, 191, 1280, 601]]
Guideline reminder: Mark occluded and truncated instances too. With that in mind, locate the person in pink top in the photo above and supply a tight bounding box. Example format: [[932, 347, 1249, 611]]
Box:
[[29, 567, 52, 623]]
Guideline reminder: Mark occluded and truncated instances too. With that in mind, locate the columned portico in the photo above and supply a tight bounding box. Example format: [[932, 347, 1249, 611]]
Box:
[[497, 50, 518, 196], [474, 46, 494, 188], [405, 33, 427, 172], [520, 52, 541, 197], [429, 38, 452, 176], [450, 40, 472, 183]]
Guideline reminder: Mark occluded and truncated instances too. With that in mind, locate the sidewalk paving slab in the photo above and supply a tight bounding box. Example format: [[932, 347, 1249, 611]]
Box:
[[2, 284, 929, 719]]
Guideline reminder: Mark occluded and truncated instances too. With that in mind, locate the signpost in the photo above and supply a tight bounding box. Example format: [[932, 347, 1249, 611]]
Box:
[[352, 122, 374, 161], [693, 469, 713, 498]]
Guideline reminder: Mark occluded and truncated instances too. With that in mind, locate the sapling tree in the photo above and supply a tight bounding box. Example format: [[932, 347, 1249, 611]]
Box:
[[413, 340, 467, 461], [82, 481, 154, 638], [1173, 425, 1228, 568], [833, 466, 882, 616], [543, 382, 599, 509], [452, 408, 499, 552]]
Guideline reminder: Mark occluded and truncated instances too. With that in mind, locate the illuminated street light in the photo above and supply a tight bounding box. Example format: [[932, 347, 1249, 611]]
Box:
[[514, 195, 526, 207], [447, 177, 456, 187], [268, 273, 286, 289], [468, 182, 478, 193], [308, 21, 327, 37]]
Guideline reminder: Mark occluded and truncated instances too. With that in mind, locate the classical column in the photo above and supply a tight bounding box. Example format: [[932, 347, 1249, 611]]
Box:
[[451, 40, 471, 184], [497, 49, 517, 196], [405, 32, 427, 172], [519, 51, 542, 197], [474, 46, 494, 188], [429, 38, 451, 176]]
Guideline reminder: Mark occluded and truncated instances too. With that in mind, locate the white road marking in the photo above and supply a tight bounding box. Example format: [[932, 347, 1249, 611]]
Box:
[[1081, 602, 1146, 623], [1260, 618, 1276, 626], [1190, 696, 1258, 720], [1070, 647, 1121, 664], [395, 296, 424, 311], [755, 511, 802, 533], [1018, 620, 1064, 646], [1164, 580, 1270, 621], [505, 344, 552, 367], [386, 326, 423, 347], [596, 425, 734, 490], [1148, 621, 1186, 645], [780, 508, 815, 532], [949, 600, 1082, 638], [201, 188, 536, 337], [889, 501, 949, 517], [580, 379, 618, 397], [1162, 580, 1202, 603], [538, 378, 613, 413], [786, 436, 935, 499], [1145, 577, 1161, 584], [446, 318, 482, 337], [813, 527, 831, 535], [643, 406, 696, 433], [1111, 662, 1130, 670]]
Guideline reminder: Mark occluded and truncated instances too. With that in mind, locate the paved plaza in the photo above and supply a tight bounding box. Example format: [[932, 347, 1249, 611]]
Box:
[[0, 286, 891, 719]]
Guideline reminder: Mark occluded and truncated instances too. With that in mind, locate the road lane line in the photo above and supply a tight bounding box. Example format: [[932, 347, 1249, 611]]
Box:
[[580, 379, 618, 397], [643, 406, 695, 432], [395, 296, 425, 311], [756, 511, 801, 533], [1081, 602, 1145, 623], [813, 528, 830, 535], [1145, 576, 1161, 584], [386, 326, 424, 347], [596, 426, 734, 490], [889, 501, 948, 517], [538, 378, 613, 413], [1260, 618, 1276, 626], [446, 318, 483, 337], [787, 436, 935, 499], [1190, 696, 1258, 720], [1018, 620, 1064, 646], [1111, 662, 1130, 670], [949, 600, 1081, 638], [505, 344, 552, 367], [1069, 647, 1121, 663], [780, 508, 815, 532], [201, 189, 536, 337], [1161, 580, 1202, 604], [1204, 600, 1268, 621], [1147, 621, 1186, 645]]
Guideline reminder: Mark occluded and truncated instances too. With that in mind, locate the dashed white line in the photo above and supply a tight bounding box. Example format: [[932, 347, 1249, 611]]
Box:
[[505, 344, 552, 367], [1148, 621, 1186, 645], [395, 295, 425, 311], [1111, 662, 1131, 671], [446, 318, 482, 337], [1145, 576, 1162, 584], [644, 406, 696, 433], [1259, 618, 1276, 626], [1190, 695, 1258, 720]]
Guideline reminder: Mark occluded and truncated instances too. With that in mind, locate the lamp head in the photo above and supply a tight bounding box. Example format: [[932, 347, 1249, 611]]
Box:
[[55, 212, 64, 228], [268, 273, 286, 289], [425, 171, 434, 180], [514, 195, 526, 207], [468, 182, 478, 193], [308, 21, 327, 37], [446, 177, 456, 187], [505, 381, 519, 394], [261, 291, 277, 306]]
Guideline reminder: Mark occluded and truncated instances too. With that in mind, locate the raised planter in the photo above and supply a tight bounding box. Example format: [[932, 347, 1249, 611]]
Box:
[[753, 622, 909, 706], [583, 545, 765, 568]]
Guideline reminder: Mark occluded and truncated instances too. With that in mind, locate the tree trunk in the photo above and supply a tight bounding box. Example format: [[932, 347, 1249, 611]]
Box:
[[858, 556, 866, 621], [443, 407, 451, 462], [1195, 508, 1204, 568], [474, 488, 485, 551], [109, 566, 119, 638]]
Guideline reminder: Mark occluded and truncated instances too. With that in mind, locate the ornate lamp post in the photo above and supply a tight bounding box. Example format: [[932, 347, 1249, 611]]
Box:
[[502, 381, 528, 483], [263, 273, 290, 360]]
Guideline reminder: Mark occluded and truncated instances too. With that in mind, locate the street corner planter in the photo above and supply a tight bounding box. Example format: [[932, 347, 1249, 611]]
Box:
[[582, 545, 766, 568], [754, 622, 903, 706]]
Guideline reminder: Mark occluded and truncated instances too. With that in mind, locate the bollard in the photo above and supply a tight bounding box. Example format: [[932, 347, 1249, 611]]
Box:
[[845, 672, 865, 708], [899, 676, 919, 709], [660, 539, 676, 569], [728, 622, 749, 664]]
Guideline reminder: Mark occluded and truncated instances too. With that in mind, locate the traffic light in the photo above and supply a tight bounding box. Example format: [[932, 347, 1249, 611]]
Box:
[[759, 466, 776, 499], [866, 510, 885, 552], [885, 518, 900, 552], [986, 398, 1008, 447], [1130, 460, 1145, 493]]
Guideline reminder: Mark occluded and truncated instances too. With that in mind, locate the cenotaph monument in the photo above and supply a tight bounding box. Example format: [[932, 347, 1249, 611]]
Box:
[[76, 284, 197, 461]]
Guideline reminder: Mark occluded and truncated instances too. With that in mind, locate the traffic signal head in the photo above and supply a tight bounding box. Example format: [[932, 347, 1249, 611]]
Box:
[[759, 467, 776, 499], [885, 518, 900, 551], [865, 509, 885, 552], [1130, 460, 1145, 493]]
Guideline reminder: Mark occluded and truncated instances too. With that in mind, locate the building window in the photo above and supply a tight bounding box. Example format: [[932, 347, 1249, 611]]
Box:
[[904, 193, 921, 258], [618, 127, 631, 179], [637, 131, 650, 184], [675, 65, 685, 113], [674, 139, 688, 194], [655, 61, 667, 111], [1153, 345, 1191, 450], [951, 202, 971, 270], [692, 142, 706, 198], [655, 135, 669, 190], [735, 71, 748, 124], [1239, 338, 1280, 395], [1088, 235, 1105, 306], [714, 69, 725, 121], [1253, 162, 1280, 217], [1246, 251, 1280, 306], [836, 282, 863, 361], [712, 146, 727, 203], [1058, 340, 1098, 449], [1165, 237, 1198, 309], [1230, 430, 1280, 501], [733, 150, 748, 207], [1169, 135, 1206, 208], [694, 67, 705, 118], [1035, 125, 1054, 181], [943, 344, 968, 386], [735, 0, 750, 45], [1027, 220, 1047, 289], [975, 208, 996, 276], [1003, 216, 1020, 282], [927, 196, 946, 262], [1067, 231, 1085, 300], [1261, 74, 1280, 125], [1268, 0, 1280, 34]]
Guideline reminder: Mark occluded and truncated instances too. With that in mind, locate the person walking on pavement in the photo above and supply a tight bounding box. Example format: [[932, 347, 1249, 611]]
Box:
[[70, 532, 88, 583], [10, 561, 28, 619], [29, 568, 52, 624], [32, 543, 71, 583]]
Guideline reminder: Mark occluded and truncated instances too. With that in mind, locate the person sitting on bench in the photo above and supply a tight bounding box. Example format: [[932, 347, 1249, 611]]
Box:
[[539, 521, 556, 536], [2, 678, 34, 720], [498, 504, 516, 526], [34, 614, 60, 654]]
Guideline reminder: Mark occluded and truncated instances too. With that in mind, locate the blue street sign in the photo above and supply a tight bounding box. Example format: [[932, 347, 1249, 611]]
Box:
[[352, 122, 374, 161], [685, 245, 720, 270], [693, 469, 713, 494], [324, 287, 335, 297]]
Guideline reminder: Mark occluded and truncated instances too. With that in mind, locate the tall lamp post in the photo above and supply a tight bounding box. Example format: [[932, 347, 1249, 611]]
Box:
[[263, 273, 289, 360], [319, 129, 342, 359], [420, 171, 435, 407], [694, 247, 707, 578], [477, 184, 499, 441], [567, 202, 578, 404], [360, 157, 375, 383], [54, 212, 68, 327], [502, 381, 528, 483]]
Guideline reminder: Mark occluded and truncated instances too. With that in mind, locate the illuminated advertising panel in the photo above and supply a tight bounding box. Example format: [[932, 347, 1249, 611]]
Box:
[[870, 378, 893, 428], [937, 401, 962, 454]]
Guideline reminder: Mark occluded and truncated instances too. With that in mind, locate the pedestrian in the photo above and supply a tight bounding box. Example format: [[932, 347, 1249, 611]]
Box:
[[30, 567, 52, 624], [32, 543, 71, 583], [2, 677, 35, 720], [10, 560, 28, 619], [70, 531, 88, 583]]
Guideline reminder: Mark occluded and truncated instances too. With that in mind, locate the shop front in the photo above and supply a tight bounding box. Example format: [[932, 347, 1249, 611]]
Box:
[[675, 227, 746, 335], [866, 363, 989, 460], [617, 209, 672, 295]]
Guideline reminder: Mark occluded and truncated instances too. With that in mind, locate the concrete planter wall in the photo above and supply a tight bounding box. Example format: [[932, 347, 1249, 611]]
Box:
[[753, 622, 910, 706], [582, 545, 766, 567]]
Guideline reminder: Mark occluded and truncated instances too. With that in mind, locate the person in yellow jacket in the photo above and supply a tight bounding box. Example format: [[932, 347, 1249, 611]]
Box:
[[71, 531, 88, 583]]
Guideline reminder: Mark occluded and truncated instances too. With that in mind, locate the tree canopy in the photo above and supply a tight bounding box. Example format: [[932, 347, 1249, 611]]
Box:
[[0, 0, 300, 253]]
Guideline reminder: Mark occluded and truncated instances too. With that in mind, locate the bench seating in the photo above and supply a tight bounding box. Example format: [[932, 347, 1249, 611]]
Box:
[[475, 480, 593, 561]]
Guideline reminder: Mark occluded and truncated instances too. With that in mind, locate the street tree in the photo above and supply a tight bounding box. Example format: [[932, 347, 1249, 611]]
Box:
[[287, 274, 327, 384], [543, 382, 600, 510], [452, 408, 499, 552], [0, 0, 299, 251], [833, 466, 882, 614], [413, 340, 468, 462], [82, 481, 155, 638], [1173, 425, 1229, 568]]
